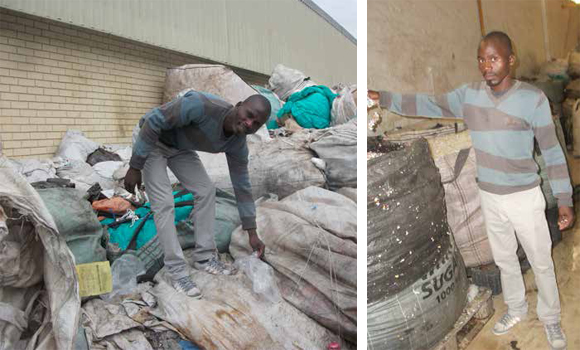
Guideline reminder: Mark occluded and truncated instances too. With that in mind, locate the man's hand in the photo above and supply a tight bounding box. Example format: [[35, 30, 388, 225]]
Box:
[[558, 206, 575, 231], [124, 167, 142, 194], [367, 90, 380, 110], [247, 229, 265, 258]]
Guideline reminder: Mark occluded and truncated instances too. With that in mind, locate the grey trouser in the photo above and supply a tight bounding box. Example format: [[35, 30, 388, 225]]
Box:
[[142, 143, 216, 280], [479, 186, 561, 324]]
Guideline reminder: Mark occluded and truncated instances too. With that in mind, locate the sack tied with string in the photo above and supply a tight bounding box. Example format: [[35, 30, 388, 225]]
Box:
[[230, 186, 357, 344]]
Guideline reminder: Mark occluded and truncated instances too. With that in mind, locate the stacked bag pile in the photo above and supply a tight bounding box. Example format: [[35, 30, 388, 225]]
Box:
[[263, 64, 357, 130], [0, 64, 357, 350]]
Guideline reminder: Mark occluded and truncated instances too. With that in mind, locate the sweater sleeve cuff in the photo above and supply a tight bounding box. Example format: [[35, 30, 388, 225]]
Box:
[[129, 155, 146, 170], [241, 216, 257, 231], [557, 196, 573, 208]]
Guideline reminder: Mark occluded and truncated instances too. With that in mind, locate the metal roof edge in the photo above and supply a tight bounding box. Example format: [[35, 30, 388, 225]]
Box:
[[297, 0, 357, 45]]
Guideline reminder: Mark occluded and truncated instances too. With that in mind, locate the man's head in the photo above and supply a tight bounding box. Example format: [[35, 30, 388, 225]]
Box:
[[477, 31, 516, 91], [226, 94, 271, 136]]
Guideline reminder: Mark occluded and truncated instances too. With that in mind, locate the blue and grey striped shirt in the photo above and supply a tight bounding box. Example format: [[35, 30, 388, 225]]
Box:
[[380, 80, 573, 207]]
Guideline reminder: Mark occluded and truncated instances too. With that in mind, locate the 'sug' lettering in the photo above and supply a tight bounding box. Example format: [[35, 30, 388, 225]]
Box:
[[420, 255, 458, 300]]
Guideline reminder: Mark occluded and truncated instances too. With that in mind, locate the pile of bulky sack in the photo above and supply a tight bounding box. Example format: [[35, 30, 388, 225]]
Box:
[[0, 64, 357, 350]]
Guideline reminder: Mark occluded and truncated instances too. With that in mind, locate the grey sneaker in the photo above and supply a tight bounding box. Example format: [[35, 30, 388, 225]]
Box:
[[172, 276, 202, 299], [193, 256, 235, 275], [544, 323, 567, 350], [492, 313, 524, 335]]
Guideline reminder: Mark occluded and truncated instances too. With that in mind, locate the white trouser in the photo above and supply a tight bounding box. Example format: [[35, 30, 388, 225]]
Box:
[[479, 186, 560, 324]]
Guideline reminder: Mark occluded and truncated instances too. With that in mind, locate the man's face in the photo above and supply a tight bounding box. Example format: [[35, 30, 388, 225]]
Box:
[[231, 102, 267, 135], [477, 39, 515, 91]]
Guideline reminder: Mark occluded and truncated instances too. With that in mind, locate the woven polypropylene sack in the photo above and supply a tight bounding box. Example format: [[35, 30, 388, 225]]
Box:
[[6, 158, 57, 183], [0, 156, 80, 350], [310, 120, 357, 189], [197, 130, 325, 199], [540, 58, 569, 80], [164, 64, 256, 104], [149, 264, 354, 350], [230, 187, 357, 343], [36, 187, 107, 265], [330, 84, 357, 126], [435, 149, 494, 268], [55, 130, 99, 162], [266, 64, 316, 101]]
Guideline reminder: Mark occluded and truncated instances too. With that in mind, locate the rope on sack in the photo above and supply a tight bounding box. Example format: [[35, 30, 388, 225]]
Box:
[[319, 221, 342, 341], [287, 190, 345, 341], [288, 225, 343, 341], [117, 210, 139, 228]]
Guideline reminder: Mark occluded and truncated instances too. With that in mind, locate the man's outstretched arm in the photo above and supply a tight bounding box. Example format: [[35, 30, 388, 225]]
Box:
[[368, 85, 468, 120]]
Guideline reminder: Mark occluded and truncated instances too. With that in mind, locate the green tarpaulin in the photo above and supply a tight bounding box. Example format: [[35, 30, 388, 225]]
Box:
[[276, 85, 337, 129], [101, 191, 194, 251]]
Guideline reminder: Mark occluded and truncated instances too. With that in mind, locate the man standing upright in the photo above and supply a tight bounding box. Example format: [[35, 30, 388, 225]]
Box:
[[369, 31, 574, 350], [125, 90, 270, 299]]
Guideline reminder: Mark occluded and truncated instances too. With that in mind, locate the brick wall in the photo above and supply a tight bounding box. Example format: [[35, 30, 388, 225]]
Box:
[[0, 8, 268, 159]]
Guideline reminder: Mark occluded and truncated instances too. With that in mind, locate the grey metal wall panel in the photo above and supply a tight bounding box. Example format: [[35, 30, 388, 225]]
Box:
[[0, 0, 356, 85]]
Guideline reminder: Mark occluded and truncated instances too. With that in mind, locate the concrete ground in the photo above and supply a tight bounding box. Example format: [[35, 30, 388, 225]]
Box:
[[467, 153, 580, 350]]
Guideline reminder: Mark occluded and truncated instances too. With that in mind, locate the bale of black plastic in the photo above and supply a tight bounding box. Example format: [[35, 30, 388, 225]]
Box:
[[367, 138, 451, 299], [367, 138, 468, 350], [86, 148, 122, 166]]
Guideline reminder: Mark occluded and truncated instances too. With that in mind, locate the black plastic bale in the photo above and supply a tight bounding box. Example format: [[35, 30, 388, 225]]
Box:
[[367, 138, 451, 302], [367, 138, 468, 350]]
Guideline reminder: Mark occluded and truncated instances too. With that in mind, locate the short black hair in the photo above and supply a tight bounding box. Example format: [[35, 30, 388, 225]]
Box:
[[244, 94, 271, 122], [482, 31, 513, 55]]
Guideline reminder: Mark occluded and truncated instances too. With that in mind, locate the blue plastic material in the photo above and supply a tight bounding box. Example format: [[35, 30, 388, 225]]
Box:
[[101, 191, 193, 250], [178, 340, 201, 350]]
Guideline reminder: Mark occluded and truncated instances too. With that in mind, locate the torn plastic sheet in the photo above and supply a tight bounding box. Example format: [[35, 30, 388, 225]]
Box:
[[234, 254, 282, 303], [82, 282, 180, 350]]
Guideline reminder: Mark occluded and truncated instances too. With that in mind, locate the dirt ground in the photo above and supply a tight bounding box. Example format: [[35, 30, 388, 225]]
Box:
[[467, 152, 580, 350]]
